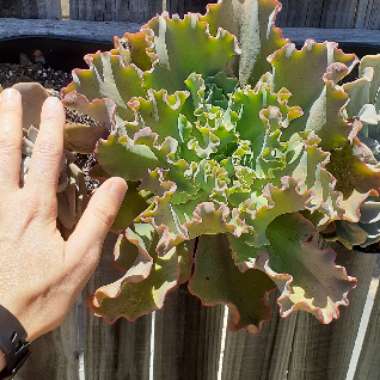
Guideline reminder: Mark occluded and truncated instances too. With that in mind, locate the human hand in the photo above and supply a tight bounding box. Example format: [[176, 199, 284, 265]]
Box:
[[0, 89, 126, 346]]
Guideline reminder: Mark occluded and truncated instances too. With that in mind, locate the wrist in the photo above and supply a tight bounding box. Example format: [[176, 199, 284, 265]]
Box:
[[0, 305, 31, 378]]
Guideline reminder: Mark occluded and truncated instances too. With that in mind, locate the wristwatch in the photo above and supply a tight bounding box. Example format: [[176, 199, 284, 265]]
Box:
[[0, 305, 30, 379]]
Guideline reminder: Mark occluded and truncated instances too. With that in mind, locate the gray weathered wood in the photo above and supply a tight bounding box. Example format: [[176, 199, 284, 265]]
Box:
[[180, 0, 209, 14], [15, 305, 81, 380], [325, 253, 377, 380], [83, 235, 151, 380], [355, 0, 380, 29], [154, 286, 224, 380], [0, 0, 61, 19], [2, 19, 380, 50], [1, 0, 380, 29], [352, 256, 380, 379], [278, 0, 380, 29], [277, 0, 325, 28], [221, 293, 297, 380], [69, 0, 163, 22], [319, 0, 359, 28], [0, 18, 140, 43], [283, 27, 380, 49], [220, 252, 376, 380]]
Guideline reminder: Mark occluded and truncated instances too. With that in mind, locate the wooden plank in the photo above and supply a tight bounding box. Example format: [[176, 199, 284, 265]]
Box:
[[0, 0, 24, 17], [154, 286, 225, 380], [283, 27, 380, 49], [277, 0, 325, 28], [220, 252, 376, 380], [38, 0, 62, 19], [326, 253, 377, 380], [283, 252, 376, 380], [15, 305, 81, 380], [355, 0, 380, 29], [165, 0, 211, 15], [319, 0, 359, 28], [352, 256, 380, 379], [2, 19, 380, 49], [0, 19, 140, 43], [83, 235, 151, 380], [69, 0, 162, 22], [221, 293, 298, 380], [0, 0, 61, 18]]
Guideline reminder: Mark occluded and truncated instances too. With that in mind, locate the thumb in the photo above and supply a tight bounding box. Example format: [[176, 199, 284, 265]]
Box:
[[66, 177, 127, 262]]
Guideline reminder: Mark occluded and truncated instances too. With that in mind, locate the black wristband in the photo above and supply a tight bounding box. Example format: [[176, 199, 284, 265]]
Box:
[[0, 305, 30, 379]]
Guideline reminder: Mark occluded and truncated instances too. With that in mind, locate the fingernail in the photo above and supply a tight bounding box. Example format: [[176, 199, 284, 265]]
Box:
[[1, 88, 20, 104], [108, 178, 128, 202], [42, 97, 61, 116]]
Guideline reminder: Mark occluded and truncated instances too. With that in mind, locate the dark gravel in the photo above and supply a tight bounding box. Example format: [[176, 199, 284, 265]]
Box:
[[0, 62, 71, 89], [0, 57, 97, 192]]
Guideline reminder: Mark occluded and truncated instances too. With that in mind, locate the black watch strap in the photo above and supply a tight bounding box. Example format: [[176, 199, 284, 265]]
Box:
[[0, 305, 30, 379]]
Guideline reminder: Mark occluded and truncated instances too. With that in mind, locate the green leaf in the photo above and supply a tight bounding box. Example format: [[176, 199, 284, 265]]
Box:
[[306, 80, 354, 150], [245, 177, 312, 247], [66, 52, 146, 123], [202, 0, 288, 84], [96, 135, 159, 181], [360, 55, 380, 105], [111, 182, 149, 232], [343, 66, 374, 118], [270, 40, 357, 112], [127, 89, 189, 140], [144, 13, 239, 92], [328, 142, 380, 197], [114, 30, 154, 71], [92, 247, 178, 322], [92, 224, 192, 321], [270, 40, 358, 143], [188, 234, 275, 332]]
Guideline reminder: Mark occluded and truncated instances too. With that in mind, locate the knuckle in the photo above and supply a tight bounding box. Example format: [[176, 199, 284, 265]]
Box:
[[0, 137, 20, 154], [23, 188, 56, 214], [35, 139, 61, 159], [93, 204, 115, 228]]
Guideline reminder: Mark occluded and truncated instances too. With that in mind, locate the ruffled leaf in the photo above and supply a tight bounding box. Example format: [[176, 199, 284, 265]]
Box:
[[270, 40, 358, 144], [64, 123, 107, 154], [127, 89, 189, 139], [188, 234, 275, 332], [270, 40, 357, 112], [96, 135, 159, 181], [263, 213, 357, 323], [244, 177, 312, 247], [144, 13, 239, 92], [64, 52, 146, 124], [328, 141, 380, 196], [92, 224, 190, 321], [306, 79, 356, 150], [201, 0, 287, 84], [12, 82, 48, 129], [360, 55, 380, 105], [111, 182, 149, 232]]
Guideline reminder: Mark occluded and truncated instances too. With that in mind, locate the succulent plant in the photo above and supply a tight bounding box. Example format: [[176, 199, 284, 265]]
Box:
[[0, 82, 87, 236], [328, 55, 380, 249], [62, 0, 380, 331]]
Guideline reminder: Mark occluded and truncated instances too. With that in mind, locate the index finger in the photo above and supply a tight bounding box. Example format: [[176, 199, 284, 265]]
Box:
[[0, 89, 22, 191]]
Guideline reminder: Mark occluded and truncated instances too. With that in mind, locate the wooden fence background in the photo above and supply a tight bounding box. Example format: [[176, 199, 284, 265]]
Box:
[[1, 0, 380, 379], [0, 0, 379, 28]]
